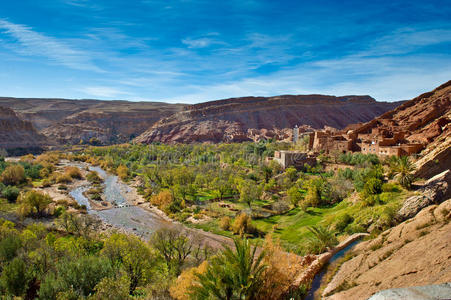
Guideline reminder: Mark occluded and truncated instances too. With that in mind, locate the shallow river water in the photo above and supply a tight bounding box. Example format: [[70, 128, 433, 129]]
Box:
[[69, 164, 172, 239]]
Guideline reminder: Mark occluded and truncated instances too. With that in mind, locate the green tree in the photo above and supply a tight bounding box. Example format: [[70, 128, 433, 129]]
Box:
[[1, 164, 25, 186], [287, 186, 303, 207], [238, 180, 262, 209], [0, 257, 31, 296], [151, 227, 198, 276], [305, 225, 338, 254], [392, 156, 416, 189], [18, 190, 52, 217], [190, 238, 266, 300], [102, 233, 154, 294], [2, 186, 20, 203]]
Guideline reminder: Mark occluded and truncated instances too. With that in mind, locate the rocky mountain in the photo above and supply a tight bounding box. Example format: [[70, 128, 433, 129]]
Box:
[[135, 95, 402, 144], [349, 80, 451, 178], [0, 97, 185, 145], [0, 106, 48, 155]]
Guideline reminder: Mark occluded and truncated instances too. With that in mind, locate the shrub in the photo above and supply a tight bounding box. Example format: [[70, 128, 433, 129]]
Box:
[[55, 173, 72, 184], [1, 165, 25, 186], [0, 257, 31, 297], [2, 186, 20, 203], [219, 216, 231, 230], [333, 213, 353, 232], [117, 165, 129, 181], [363, 177, 383, 196], [41, 179, 52, 188], [18, 190, 52, 217], [382, 182, 401, 193], [65, 166, 82, 179], [305, 225, 338, 254], [231, 213, 256, 236], [86, 171, 102, 184]]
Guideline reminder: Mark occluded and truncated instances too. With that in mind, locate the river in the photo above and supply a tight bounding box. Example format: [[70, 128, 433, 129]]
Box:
[[69, 164, 173, 239]]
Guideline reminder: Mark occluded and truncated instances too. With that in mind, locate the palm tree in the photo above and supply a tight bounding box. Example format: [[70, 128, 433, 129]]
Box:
[[392, 156, 416, 189], [306, 225, 338, 254], [190, 238, 266, 300]]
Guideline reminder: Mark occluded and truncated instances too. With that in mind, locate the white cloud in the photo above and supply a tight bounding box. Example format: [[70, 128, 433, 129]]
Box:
[[80, 86, 129, 98], [0, 19, 102, 72]]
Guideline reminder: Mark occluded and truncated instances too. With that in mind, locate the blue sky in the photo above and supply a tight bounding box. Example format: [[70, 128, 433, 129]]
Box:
[[0, 0, 450, 103]]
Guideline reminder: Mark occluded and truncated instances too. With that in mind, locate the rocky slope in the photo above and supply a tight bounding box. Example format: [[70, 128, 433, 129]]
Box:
[[0, 97, 185, 145], [351, 81, 451, 178], [135, 95, 402, 144], [322, 198, 451, 300], [0, 106, 48, 155]]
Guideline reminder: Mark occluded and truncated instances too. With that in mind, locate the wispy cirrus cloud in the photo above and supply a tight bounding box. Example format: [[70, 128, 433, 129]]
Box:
[[0, 19, 102, 72], [79, 86, 130, 98]]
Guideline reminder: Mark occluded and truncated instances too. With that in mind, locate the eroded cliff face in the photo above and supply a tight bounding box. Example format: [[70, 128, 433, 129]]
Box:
[[0, 106, 47, 154], [135, 95, 402, 144]]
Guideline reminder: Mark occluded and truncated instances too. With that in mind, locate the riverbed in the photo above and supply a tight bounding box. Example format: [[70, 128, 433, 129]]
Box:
[[69, 164, 173, 239]]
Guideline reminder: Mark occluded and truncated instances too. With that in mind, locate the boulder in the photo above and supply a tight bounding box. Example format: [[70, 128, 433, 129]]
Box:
[[396, 170, 451, 221]]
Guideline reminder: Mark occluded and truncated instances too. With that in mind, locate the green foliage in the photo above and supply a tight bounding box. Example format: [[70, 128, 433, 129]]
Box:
[[2, 186, 19, 203], [18, 190, 52, 217], [102, 233, 155, 294], [287, 186, 303, 207], [305, 225, 338, 254], [0, 257, 30, 296], [391, 156, 416, 189], [0, 164, 26, 186], [190, 238, 266, 300], [0, 234, 22, 263]]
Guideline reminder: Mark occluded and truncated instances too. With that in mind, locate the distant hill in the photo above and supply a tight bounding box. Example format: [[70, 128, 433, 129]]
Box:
[[0, 106, 48, 155], [0, 97, 185, 145], [135, 95, 403, 144]]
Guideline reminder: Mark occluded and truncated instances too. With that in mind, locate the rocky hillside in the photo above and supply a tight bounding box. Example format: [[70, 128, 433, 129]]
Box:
[[350, 81, 451, 179], [135, 95, 402, 144], [323, 198, 451, 299], [0, 97, 185, 145], [0, 106, 48, 155]]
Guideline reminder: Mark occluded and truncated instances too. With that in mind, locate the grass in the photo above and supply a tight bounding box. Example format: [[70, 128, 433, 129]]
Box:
[[0, 198, 19, 213], [187, 189, 408, 252]]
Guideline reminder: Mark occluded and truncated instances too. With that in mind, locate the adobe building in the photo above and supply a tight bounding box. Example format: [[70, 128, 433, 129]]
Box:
[[267, 150, 317, 169], [296, 124, 423, 157]]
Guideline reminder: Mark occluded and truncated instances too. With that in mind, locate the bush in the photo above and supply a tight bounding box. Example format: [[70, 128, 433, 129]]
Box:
[[231, 213, 256, 236], [333, 213, 353, 232], [219, 216, 231, 231], [2, 186, 20, 203], [18, 190, 52, 217], [41, 179, 52, 188], [86, 171, 102, 184], [1, 165, 25, 186], [55, 173, 72, 184], [65, 166, 83, 179], [117, 165, 129, 181], [363, 177, 383, 197], [0, 257, 30, 296], [382, 182, 401, 193]]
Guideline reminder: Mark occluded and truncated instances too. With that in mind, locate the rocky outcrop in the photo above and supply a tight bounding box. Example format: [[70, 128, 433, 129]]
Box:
[[323, 199, 451, 300], [397, 170, 451, 221], [135, 95, 402, 144], [0, 97, 185, 145], [0, 106, 48, 155]]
